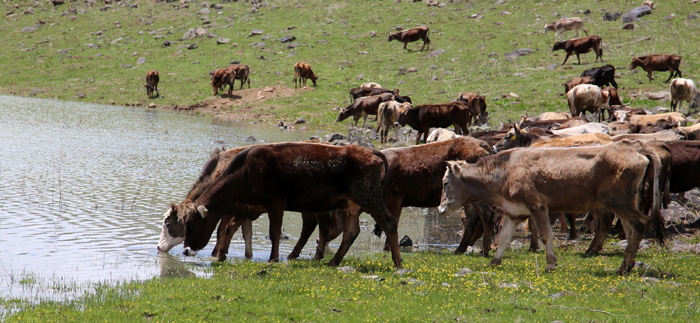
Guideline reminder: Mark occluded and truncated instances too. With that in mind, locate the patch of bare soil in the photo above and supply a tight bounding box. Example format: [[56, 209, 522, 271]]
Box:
[[158, 86, 313, 121]]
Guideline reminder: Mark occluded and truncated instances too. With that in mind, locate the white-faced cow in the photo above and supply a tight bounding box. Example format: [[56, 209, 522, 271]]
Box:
[[439, 140, 663, 273], [177, 142, 403, 268], [544, 17, 588, 42], [292, 62, 318, 89], [388, 26, 430, 52], [145, 70, 159, 99]]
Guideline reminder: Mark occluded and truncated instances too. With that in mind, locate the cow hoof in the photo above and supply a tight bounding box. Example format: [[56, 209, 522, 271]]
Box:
[[582, 251, 598, 258], [216, 255, 227, 262], [489, 258, 502, 266], [545, 265, 556, 273]]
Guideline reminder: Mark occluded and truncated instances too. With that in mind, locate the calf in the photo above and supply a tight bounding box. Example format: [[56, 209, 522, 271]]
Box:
[[176, 143, 403, 268], [544, 17, 588, 42], [226, 64, 251, 92], [439, 140, 663, 273], [397, 101, 471, 144], [376, 101, 410, 143], [564, 76, 595, 94], [337, 93, 395, 128], [145, 70, 160, 99], [552, 35, 603, 65], [457, 92, 488, 126], [581, 64, 618, 89], [630, 54, 682, 83], [388, 26, 431, 51], [567, 84, 609, 121], [670, 78, 700, 114], [292, 62, 318, 89]]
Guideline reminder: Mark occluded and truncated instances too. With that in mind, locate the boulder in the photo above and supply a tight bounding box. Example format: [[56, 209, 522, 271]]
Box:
[[622, 5, 652, 23]]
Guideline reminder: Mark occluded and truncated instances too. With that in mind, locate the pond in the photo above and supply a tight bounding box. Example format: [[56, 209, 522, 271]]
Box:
[[0, 95, 463, 303]]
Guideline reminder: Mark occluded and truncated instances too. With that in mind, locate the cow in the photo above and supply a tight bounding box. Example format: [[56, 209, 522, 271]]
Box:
[[349, 87, 398, 102], [210, 68, 232, 96], [145, 70, 160, 99], [567, 84, 609, 122], [670, 78, 700, 115], [388, 26, 430, 51], [630, 54, 682, 83], [439, 140, 663, 273], [175, 142, 404, 268], [544, 17, 588, 42], [226, 64, 251, 91], [376, 101, 411, 143], [581, 64, 618, 89], [523, 111, 571, 122], [629, 112, 687, 128], [564, 76, 595, 94], [397, 101, 471, 144], [611, 106, 647, 122], [457, 92, 488, 126], [469, 129, 509, 147], [493, 125, 560, 152], [292, 62, 318, 89], [552, 35, 603, 65], [427, 128, 459, 143], [336, 93, 396, 128], [361, 82, 382, 89], [550, 122, 610, 136], [611, 130, 683, 143]]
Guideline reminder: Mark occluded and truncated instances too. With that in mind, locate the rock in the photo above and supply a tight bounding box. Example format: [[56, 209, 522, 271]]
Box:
[[195, 27, 208, 37], [671, 240, 693, 252], [244, 136, 259, 143], [504, 48, 532, 59], [280, 35, 296, 43], [182, 28, 198, 40], [547, 64, 558, 71], [110, 37, 123, 45], [645, 91, 670, 101], [162, 41, 171, 47], [369, 31, 376, 38], [86, 43, 98, 49], [622, 23, 635, 30], [399, 235, 413, 247], [187, 43, 197, 50], [395, 269, 413, 275], [549, 291, 573, 299], [401, 278, 425, 285], [249, 42, 266, 49], [689, 13, 700, 19], [247, 29, 264, 37], [22, 26, 37, 33], [148, 102, 156, 108], [454, 268, 473, 276], [196, 8, 210, 15], [407, 67, 418, 73], [488, 52, 498, 57], [500, 11, 512, 15], [121, 64, 132, 68], [622, 5, 652, 23], [338, 266, 355, 274], [510, 240, 523, 249], [136, 57, 146, 65], [603, 12, 621, 21], [506, 92, 520, 98], [294, 118, 306, 125], [583, 9, 591, 15], [286, 43, 298, 49], [427, 49, 446, 57], [643, 277, 660, 283], [499, 283, 518, 289], [663, 14, 677, 20]]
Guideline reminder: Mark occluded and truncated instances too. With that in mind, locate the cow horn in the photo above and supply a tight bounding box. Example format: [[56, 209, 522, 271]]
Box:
[[196, 205, 208, 218]]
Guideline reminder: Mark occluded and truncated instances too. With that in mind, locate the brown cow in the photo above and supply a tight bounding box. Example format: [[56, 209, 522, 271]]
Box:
[[397, 101, 471, 144], [552, 35, 603, 65], [349, 87, 398, 102], [493, 125, 560, 152], [630, 54, 682, 83], [145, 70, 159, 99], [388, 26, 431, 51], [439, 140, 663, 273], [336, 93, 396, 128], [226, 64, 251, 92], [292, 62, 318, 89], [176, 143, 403, 268], [564, 76, 594, 94], [457, 92, 488, 127], [210, 68, 233, 96]]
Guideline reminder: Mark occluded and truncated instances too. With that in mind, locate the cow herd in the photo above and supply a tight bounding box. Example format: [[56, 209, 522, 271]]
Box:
[[156, 15, 700, 275]]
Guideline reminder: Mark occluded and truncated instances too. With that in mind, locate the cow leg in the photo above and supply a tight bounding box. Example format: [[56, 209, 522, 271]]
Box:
[[566, 213, 577, 240], [617, 215, 648, 273], [215, 216, 244, 261], [531, 210, 557, 272], [490, 216, 519, 267], [576, 53, 581, 65], [561, 53, 571, 65], [647, 71, 654, 82], [666, 71, 675, 83], [212, 214, 234, 259], [267, 207, 285, 263], [584, 209, 614, 256], [527, 217, 540, 252], [326, 207, 361, 266], [241, 219, 253, 259], [455, 205, 482, 254], [415, 131, 422, 145], [480, 206, 496, 257], [288, 212, 318, 259], [403, 42, 408, 51], [314, 212, 334, 260], [383, 199, 403, 251]]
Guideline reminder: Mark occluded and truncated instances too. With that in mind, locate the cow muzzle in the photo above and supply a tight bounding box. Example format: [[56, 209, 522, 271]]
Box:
[[183, 247, 199, 257]]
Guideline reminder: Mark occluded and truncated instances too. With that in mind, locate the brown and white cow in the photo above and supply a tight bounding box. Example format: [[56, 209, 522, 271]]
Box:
[[564, 76, 595, 94], [397, 101, 471, 144], [439, 140, 663, 273], [337, 93, 396, 128], [145, 70, 159, 99], [457, 92, 488, 126], [670, 78, 700, 114], [388, 26, 431, 51], [552, 35, 603, 65], [376, 101, 410, 143], [292, 62, 318, 89], [567, 84, 609, 121], [630, 54, 682, 83], [176, 142, 403, 268], [544, 17, 589, 42]]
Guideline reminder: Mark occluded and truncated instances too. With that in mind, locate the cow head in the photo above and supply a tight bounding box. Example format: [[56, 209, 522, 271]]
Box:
[[157, 203, 185, 252], [387, 32, 397, 42], [336, 107, 353, 122], [177, 201, 218, 257], [543, 23, 554, 34], [438, 161, 471, 215], [493, 124, 522, 152], [551, 41, 566, 51], [630, 57, 641, 70]]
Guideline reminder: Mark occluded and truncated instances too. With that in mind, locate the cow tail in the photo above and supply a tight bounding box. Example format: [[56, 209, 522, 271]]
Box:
[[372, 149, 390, 237], [646, 148, 665, 246], [425, 29, 431, 45]]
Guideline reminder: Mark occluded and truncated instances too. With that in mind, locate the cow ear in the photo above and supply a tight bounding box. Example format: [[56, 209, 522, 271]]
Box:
[[448, 161, 462, 175], [197, 205, 208, 219], [513, 123, 521, 133]]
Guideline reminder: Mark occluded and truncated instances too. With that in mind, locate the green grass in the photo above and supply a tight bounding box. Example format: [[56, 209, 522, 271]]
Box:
[[4, 241, 700, 322], [2, 0, 700, 133]]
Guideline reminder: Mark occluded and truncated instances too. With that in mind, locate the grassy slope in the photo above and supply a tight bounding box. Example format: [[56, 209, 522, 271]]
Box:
[[2, 0, 699, 132]]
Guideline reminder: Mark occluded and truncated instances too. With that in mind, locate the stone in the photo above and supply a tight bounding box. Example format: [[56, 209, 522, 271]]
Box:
[[622, 5, 652, 23], [247, 29, 264, 37], [280, 35, 296, 43], [148, 102, 156, 108], [401, 278, 425, 285], [22, 26, 37, 33], [187, 43, 198, 50], [162, 41, 171, 47], [504, 48, 532, 59], [427, 49, 446, 57], [136, 57, 146, 65], [454, 268, 473, 276], [197, 8, 210, 15], [395, 269, 413, 275], [216, 38, 230, 44], [663, 14, 677, 20], [407, 67, 418, 73], [622, 23, 635, 30], [182, 28, 197, 40], [195, 27, 208, 37]]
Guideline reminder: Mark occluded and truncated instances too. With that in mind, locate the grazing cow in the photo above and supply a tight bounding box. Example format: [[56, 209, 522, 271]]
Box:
[[544, 17, 588, 42], [226, 64, 251, 91], [439, 140, 663, 273], [552, 35, 603, 65], [611, 130, 683, 143], [376, 101, 410, 143], [670, 78, 700, 114], [388, 26, 431, 51], [292, 62, 318, 89], [629, 112, 687, 127], [581, 64, 618, 89], [427, 128, 459, 143], [176, 143, 404, 268], [630, 55, 682, 83], [349, 87, 398, 102], [397, 101, 471, 144], [567, 84, 609, 121], [210, 68, 233, 96], [564, 76, 595, 94], [361, 82, 382, 89], [145, 70, 160, 99], [336, 93, 396, 128], [457, 92, 488, 126]]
